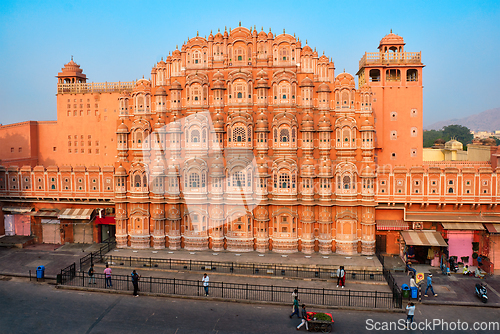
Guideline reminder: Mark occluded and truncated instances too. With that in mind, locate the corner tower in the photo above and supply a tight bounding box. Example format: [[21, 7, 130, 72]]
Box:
[[357, 32, 424, 167], [56, 57, 87, 84]]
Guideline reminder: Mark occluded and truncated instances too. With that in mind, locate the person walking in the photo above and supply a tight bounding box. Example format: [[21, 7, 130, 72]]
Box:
[[339, 266, 346, 288], [88, 264, 96, 285], [104, 263, 113, 288], [296, 304, 309, 331], [202, 273, 210, 296], [424, 274, 437, 297], [292, 289, 299, 301], [406, 302, 416, 328], [290, 296, 300, 318], [131, 270, 140, 297]]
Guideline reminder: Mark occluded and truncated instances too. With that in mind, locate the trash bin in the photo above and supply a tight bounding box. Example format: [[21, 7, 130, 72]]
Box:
[[402, 284, 410, 298], [36, 265, 45, 279], [410, 286, 418, 299]]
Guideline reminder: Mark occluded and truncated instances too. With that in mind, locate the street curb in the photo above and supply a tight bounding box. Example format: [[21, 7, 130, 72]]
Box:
[[93, 264, 387, 286], [55, 284, 405, 313], [0, 272, 57, 283], [420, 300, 500, 308]]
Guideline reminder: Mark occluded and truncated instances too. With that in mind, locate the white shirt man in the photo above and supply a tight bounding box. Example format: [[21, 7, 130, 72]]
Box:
[[202, 273, 210, 296]]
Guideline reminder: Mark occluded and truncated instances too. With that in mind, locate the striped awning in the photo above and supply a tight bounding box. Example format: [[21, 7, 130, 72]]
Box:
[[58, 208, 94, 220], [441, 223, 485, 230], [29, 210, 59, 218], [2, 207, 33, 213], [484, 224, 500, 234], [400, 230, 448, 247], [376, 220, 409, 231]]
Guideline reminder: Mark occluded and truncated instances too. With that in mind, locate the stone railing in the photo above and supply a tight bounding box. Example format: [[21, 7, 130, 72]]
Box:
[[57, 81, 136, 94], [359, 52, 422, 68]]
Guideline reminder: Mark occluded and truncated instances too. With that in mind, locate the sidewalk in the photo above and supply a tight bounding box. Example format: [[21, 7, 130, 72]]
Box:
[[108, 248, 383, 271], [393, 269, 500, 308]]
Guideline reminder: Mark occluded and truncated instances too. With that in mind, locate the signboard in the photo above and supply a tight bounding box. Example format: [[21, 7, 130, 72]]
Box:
[[416, 272, 425, 284]]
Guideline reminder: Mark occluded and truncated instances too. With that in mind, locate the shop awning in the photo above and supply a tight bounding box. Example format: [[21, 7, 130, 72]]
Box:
[[2, 207, 33, 214], [95, 217, 115, 225], [441, 222, 485, 230], [400, 230, 448, 247], [406, 212, 500, 223], [58, 208, 94, 220], [484, 224, 500, 234], [29, 210, 59, 218], [376, 220, 409, 231]]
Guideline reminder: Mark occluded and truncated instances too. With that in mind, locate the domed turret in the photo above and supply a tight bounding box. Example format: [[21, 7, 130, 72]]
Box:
[[155, 86, 167, 96], [318, 113, 331, 131], [378, 30, 405, 52], [255, 111, 269, 130], [301, 112, 314, 131], [57, 57, 87, 84], [117, 120, 129, 134]]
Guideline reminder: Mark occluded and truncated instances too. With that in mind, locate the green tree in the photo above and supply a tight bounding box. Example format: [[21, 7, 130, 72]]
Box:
[[490, 136, 500, 146], [442, 124, 473, 145], [423, 130, 443, 147]]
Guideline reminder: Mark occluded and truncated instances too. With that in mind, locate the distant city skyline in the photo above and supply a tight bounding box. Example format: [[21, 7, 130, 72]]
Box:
[[0, 0, 499, 127]]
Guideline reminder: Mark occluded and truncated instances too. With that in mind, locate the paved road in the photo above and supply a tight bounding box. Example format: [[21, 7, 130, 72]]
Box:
[[1, 278, 499, 334]]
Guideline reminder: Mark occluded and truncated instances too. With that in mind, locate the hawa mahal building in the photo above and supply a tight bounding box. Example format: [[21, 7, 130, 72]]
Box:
[[1, 26, 500, 272]]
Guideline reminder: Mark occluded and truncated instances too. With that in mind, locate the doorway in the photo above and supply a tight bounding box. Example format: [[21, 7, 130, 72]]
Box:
[[100, 224, 115, 243]]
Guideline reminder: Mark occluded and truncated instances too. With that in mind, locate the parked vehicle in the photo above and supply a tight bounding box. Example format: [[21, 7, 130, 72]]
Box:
[[449, 257, 459, 273], [475, 283, 488, 303]]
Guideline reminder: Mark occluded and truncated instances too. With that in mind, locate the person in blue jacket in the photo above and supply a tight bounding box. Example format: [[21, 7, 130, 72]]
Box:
[[424, 274, 437, 297]]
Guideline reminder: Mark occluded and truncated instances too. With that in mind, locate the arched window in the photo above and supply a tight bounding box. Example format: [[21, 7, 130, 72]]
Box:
[[134, 175, 141, 188], [448, 187, 454, 194], [189, 173, 200, 188], [369, 69, 380, 82], [237, 92, 242, 98], [279, 173, 290, 189], [232, 171, 244, 187], [191, 129, 200, 143], [232, 126, 246, 143], [407, 69, 418, 82], [143, 175, 147, 187], [343, 175, 351, 189], [192, 50, 201, 64], [279, 47, 290, 61], [280, 128, 290, 143]]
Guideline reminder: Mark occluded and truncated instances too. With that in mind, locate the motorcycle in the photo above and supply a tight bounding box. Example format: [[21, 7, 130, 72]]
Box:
[[449, 257, 459, 273], [475, 283, 488, 303]]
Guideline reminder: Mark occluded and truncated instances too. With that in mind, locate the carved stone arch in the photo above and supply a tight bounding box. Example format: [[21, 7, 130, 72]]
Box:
[[167, 207, 180, 219], [272, 157, 298, 173], [272, 112, 297, 127], [130, 207, 150, 217], [334, 116, 357, 129], [335, 209, 357, 220], [227, 207, 254, 219], [271, 69, 297, 85], [227, 69, 252, 83], [130, 118, 152, 132], [318, 206, 332, 222], [186, 72, 209, 86], [272, 207, 298, 218], [182, 157, 209, 173]]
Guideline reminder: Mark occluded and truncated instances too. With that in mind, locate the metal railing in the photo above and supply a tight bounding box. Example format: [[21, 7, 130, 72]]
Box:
[[98, 255, 385, 282], [375, 251, 402, 308], [79, 239, 116, 272], [59, 272, 399, 309]]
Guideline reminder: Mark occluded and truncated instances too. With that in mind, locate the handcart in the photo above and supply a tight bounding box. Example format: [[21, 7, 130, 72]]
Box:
[[306, 312, 334, 333]]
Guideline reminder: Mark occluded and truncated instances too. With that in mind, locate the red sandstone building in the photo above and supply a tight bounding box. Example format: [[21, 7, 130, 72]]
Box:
[[1, 26, 499, 273]]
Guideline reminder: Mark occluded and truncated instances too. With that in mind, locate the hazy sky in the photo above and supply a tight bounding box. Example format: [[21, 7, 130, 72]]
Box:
[[0, 0, 499, 127]]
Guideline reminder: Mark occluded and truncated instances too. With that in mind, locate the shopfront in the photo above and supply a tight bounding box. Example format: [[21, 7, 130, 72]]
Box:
[[400, 230, 448, 266], [95, 216, 115, 243], [2, 207, 33, 236], [442, 223, 484, 266], [58, 208, 95, 243], [484, 224, 500, 275], [375, 220, 409, 255]]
